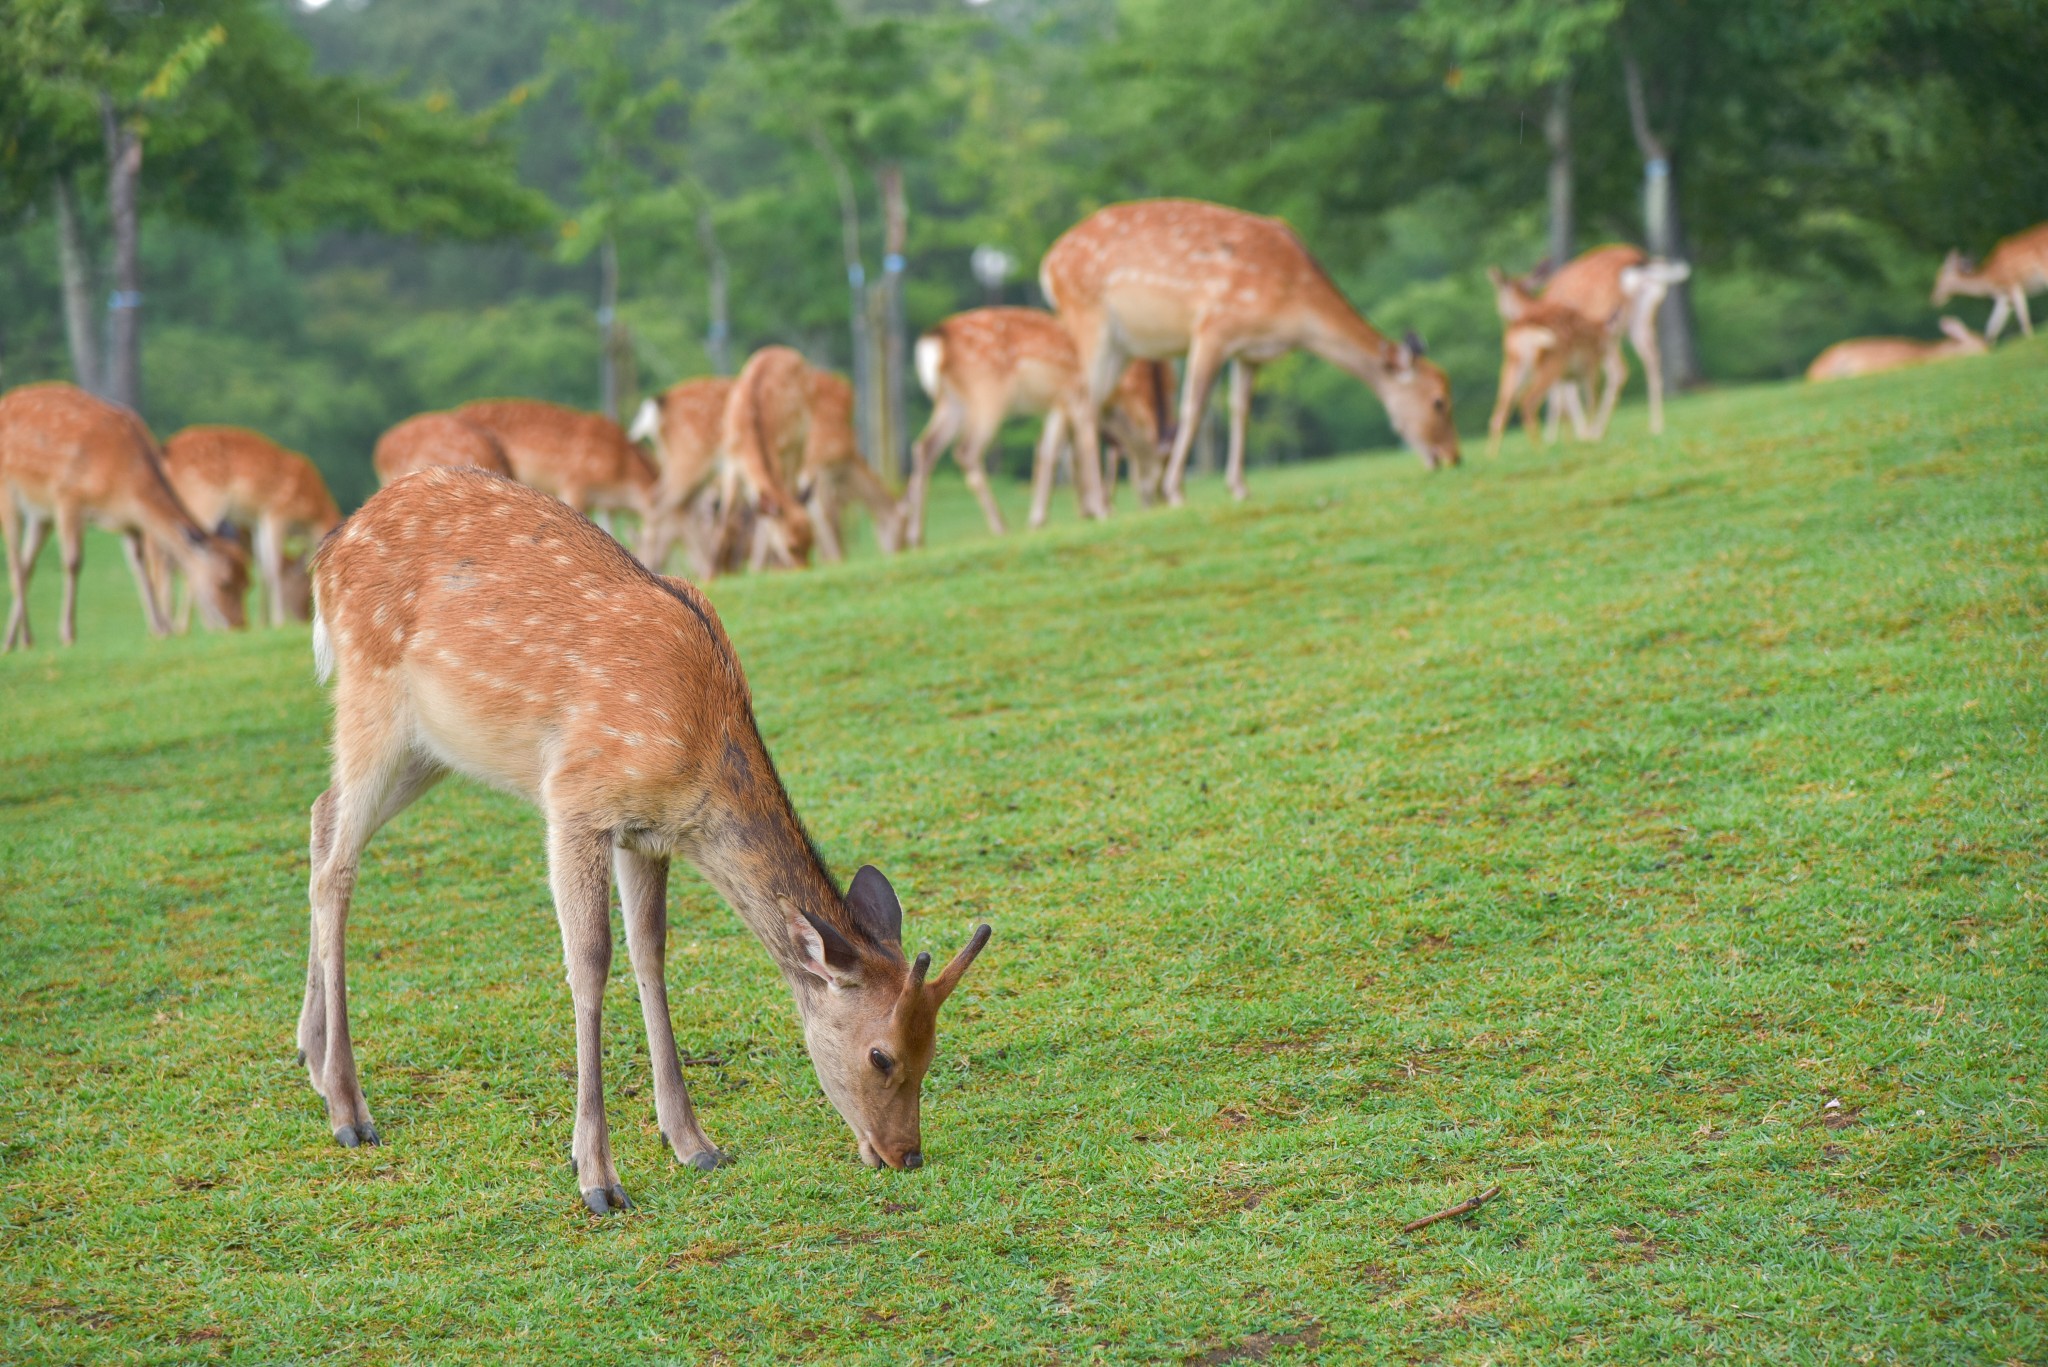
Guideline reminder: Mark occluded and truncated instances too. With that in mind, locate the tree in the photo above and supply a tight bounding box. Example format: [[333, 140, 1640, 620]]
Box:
[[0, 0, 551, 416]]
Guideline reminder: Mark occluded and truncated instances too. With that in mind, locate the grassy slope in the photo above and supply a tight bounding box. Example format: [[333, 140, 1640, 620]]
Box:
[[1, 348, 2042, 1365]]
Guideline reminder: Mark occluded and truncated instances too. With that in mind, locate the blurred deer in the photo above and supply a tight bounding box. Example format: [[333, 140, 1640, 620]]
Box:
[[903, 307, 1172, 547], [630, 377, 735, 577], [454, 399, 658, 535], [1042, 198, 1458, 512], [1491, 245, 1691, 438], [1933, 222, 2048, 342], [155, 425, 339, 627], [717, 347, 902, 571], [303, 468, 990, 1210], [374, 411, 513, 485], [1486, 297, 1614, 457], [0, 383, 248, 649], [1805, 318, 1988, 382]]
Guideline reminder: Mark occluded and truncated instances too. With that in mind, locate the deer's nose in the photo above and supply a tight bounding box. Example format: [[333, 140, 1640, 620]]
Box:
[[902, 1149, 924, 1170]]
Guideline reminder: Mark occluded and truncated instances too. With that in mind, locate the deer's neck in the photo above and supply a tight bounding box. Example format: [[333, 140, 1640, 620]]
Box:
[[1297, 286, 1397, 399], [685, 727, 851, 989]]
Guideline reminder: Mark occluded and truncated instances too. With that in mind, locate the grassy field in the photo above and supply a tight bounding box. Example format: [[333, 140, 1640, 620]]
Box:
[[2, 347, 2043, 1365]]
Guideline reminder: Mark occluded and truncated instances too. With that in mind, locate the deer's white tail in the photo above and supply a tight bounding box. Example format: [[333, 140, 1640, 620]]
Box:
[[627, 397, 662, 446], [913, 334, 945, 400], [312, 605, 335, 684]]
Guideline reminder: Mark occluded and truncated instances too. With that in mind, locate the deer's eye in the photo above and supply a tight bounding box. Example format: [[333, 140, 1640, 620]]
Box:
[[869, 1049, 893, 1074], [1433, 399, 1447, 413]]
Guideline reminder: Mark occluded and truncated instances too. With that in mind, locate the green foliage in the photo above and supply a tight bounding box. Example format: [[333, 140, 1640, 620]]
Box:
[[3, 348, 2045, 1363]]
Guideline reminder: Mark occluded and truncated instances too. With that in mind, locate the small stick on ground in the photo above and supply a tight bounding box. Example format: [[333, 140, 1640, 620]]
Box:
[[1400, 1184, 1503, 1234]]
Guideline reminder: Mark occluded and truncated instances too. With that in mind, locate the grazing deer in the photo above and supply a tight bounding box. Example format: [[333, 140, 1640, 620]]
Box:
[[1932, 222, 2048, 342], [454, 399, 658, 528], [1041, 199, 1459, 512], [303, 468, 990, 1210], [1805, 317, 1988, 383], [156, 426, 340, 627], [903, 308, 1172, 547], [1486, 298, 1615, 458], [0, 383, 248, 649], [1493, 245, 1691, 438], [631, 377, 736, 577], [717, 347, 902, 570], [374, 412, 513, 485]]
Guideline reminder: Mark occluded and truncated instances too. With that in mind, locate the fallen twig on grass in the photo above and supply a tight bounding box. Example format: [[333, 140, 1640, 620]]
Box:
[[1400, 1185, 1503, 1234]]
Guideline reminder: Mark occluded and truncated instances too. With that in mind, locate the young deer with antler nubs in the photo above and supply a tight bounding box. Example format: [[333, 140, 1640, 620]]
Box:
[[304, 469, 988, 1211], [1041, 199, 1459, 512]]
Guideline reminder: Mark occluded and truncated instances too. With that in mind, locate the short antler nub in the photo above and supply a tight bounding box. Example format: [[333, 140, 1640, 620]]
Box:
[[929, 924, 992, 1007], [909, 951, 932, 988]]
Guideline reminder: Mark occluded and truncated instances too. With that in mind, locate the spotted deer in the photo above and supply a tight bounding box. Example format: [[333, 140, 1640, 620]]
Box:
[[454, 398, 658, 528], [303, 468, 989, 1212], [1492, 245, 1691, 437], [903, 307, 1172, 547], [1805, 317, 1988, 382], [1932, 222, 2048, 342], [717, 347, 902, 570], [630, 377, 735, 576], [1041, 198, 1459, 512], [156, 425, 340, 627], [1486, 297, 1614, 458], [0, 383, 248, 649], [373, 411, 513, 485]]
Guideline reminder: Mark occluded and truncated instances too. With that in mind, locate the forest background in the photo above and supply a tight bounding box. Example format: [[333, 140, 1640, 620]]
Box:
[[2, 0, 2042, 508]]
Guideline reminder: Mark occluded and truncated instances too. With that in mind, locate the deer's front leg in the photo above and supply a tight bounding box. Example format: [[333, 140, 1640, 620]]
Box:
[[615, 846, 729, 1173], [549, 821, 629, 1214]]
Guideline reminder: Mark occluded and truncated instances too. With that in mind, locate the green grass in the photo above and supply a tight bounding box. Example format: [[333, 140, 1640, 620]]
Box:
[[2, 351, 2043, 1365]]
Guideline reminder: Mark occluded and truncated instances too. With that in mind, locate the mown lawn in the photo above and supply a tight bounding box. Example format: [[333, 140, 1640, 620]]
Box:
[[2, 347, 2043, 1365]]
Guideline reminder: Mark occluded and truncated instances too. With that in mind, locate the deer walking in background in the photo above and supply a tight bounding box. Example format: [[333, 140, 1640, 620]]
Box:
[[303, 469, 989, 1210], [156, 426, 340, 627], [630, 377, 734, 576], [1491, 245, 1691, 439], [373, 412, 513, 485], [718, 347, 902, 570], [1933, 222, 2048, 342], [454, 398, 658, 529], [1041, 199, 1459, 513], [0, 383, 248, 649], [1486, 296, 1615, 458], [903, 307, 1171, 547], [1805, 318, 1988, 383]]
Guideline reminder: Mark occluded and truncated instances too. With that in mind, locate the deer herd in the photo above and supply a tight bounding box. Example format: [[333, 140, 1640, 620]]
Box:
[[3, 198, 2040, 1210]]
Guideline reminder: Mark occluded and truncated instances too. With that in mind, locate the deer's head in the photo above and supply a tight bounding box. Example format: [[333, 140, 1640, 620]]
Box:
[[1931, 250, 1974, 306], [186, 524, 250, 630], [785, 867, 990, 1170], [1382, 331, 1460, 470]]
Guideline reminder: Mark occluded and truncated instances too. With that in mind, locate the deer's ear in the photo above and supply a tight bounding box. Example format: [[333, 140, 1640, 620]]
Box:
[[845, 865, 903, 945], [1388, 338, 1418, 376], [788, 904, 863, 987]]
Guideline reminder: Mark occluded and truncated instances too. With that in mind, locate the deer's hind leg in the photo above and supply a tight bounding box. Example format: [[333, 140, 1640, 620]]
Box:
[[303, 674, 443, 1148]]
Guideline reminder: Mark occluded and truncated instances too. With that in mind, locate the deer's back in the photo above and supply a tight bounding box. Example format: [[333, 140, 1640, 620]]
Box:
[[315, 467, 749, 805], [457, 399, 653, 498], [1543, 245, 1647, 324], [1043, 200, 1320, 333], [164, 426, 338, 532], [375, 413, 513, 484], [1989, 222, 2048, 286], [0, 383, 163, 507]]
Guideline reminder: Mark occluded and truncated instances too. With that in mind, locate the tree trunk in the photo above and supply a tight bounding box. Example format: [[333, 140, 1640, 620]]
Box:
[[812, 130, 874, 462], [99, 96, 143, 415], [877, 163, 909, 485], [53, 171, 103, 395], [697, 203, 731, 376], [1543, 77, 1573, 270], [598, 232, 623, 421], [1622, 53, 1701, 388]]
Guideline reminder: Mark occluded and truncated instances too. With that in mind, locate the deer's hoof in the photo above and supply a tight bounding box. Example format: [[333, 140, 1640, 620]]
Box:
[[583, 1185, 632, 1215], [334, 1125, 360, 1149], [686, 1149, 730, 1172], [357, 1124, 380, 1147]]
